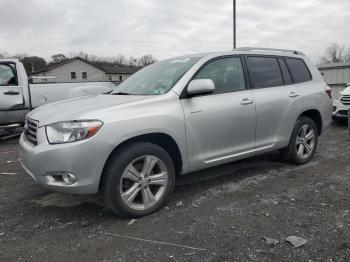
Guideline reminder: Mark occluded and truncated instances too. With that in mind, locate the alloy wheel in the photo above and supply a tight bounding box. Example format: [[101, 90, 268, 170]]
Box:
[[120, 155, 168, 210], [295, 124, 316, 159]]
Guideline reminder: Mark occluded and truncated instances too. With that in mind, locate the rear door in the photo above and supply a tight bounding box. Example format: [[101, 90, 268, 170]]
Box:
[[0, 62, 25, 124], [245, 56, 303, 150]]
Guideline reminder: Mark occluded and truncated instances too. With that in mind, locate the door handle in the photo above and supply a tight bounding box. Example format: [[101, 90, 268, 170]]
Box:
[[241, 98, 254, 105], [4, 91, 20, 95], [289, 92, 300, 98]]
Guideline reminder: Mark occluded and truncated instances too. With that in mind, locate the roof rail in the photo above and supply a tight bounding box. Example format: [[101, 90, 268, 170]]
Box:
[[235, 47, 305, 55]]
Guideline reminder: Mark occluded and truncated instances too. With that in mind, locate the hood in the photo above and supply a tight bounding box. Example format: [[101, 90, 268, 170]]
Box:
[[341, 86, 350, 95], [27, 94, 154, 126]]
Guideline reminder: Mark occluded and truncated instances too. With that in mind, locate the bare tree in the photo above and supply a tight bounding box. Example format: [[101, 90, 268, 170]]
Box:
[[51, 54, 67, 63], [0, 51, 11, 59], [114, 54, 126, 66], [319, 43, 349, 64], [13, 53, 29, 60], [138, 54, 157, 67], [1, 49, 158, 71], [127, 56, 138, 66], [345, 47, 350, 62], [76, 51, 89, 60]]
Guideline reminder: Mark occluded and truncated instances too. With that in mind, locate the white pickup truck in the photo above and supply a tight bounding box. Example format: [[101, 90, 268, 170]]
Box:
[[0, 59, 115, 136], [333, 83, 350, 120]]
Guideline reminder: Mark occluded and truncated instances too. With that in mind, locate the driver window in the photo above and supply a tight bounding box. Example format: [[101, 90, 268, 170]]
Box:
[[0, 64, 17, 86], [194, 57, 246, 94]]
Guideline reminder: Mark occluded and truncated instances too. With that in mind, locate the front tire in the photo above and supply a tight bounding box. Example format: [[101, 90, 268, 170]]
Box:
[[102, 142, 175, 218], [281, 116, 318, 165]]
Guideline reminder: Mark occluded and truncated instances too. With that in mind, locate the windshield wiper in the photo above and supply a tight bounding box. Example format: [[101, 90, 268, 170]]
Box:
[[111, 92, 133, 95]]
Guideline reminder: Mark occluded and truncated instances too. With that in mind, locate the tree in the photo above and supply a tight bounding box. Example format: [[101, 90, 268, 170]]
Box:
[[345, 48, 350, 62], [0, 52, 10, 59], [114, 54, 126, 66], [51, 53, 67, 63], [128, 56, 138, 66], [76, 51, 89, 60], [319, 43, 350, 64], [13, 53, 29, 60], [138, 54, 157, 67], [21, 56, 47, 74]]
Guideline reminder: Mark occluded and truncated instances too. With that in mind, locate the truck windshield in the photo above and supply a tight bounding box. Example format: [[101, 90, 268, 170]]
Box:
[[111, 57, 200, 95]]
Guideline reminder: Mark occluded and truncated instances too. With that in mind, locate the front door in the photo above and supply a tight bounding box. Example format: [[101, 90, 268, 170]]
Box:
[[180, 56, 256, 169], [0, 62, 25, 125]]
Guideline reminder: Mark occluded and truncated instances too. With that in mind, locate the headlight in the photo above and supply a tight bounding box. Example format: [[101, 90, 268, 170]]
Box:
[[45, 120, 103, 144]]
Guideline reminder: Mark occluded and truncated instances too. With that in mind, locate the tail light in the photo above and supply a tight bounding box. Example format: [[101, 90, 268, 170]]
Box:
[[325, 85, 332, 99]]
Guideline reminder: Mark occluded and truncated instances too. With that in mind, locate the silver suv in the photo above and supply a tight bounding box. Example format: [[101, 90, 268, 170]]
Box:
[[19, 48, 332, 217]]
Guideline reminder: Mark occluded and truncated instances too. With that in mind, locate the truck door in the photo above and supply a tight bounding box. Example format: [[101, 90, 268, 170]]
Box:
[[0, 62, 25, 125]]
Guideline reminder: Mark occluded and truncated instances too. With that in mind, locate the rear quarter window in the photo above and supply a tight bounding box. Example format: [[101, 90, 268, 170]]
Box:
[[285, 58, 312, 83]]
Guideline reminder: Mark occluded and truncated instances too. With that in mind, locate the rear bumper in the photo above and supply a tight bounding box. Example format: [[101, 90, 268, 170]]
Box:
[[19, 128, 114, 194]]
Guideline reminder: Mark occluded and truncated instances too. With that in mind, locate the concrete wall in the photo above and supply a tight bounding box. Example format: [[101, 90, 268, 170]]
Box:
[[319, 65, 350, 100], [319, 67, 350, 86]]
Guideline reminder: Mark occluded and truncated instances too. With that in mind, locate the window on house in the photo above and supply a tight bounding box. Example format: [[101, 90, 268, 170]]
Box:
[[119, 75, 123, 81], [82, 72, 87, 80], [71, 72, 76, 80]]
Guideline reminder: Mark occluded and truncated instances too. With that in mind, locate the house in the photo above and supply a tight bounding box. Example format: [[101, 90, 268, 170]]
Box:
[[30, 57, 140, 83], [318, 61, 350, 99]]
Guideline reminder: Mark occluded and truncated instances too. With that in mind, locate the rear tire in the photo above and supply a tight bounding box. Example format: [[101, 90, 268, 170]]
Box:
[[281, 116, 318, 165], [102, 142, 175, 218]]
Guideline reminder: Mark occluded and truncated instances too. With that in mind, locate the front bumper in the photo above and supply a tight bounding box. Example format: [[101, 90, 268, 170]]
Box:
[[19, 127, 114, 194], [333, 100, 349, 119], [0, 123, 23, 136]]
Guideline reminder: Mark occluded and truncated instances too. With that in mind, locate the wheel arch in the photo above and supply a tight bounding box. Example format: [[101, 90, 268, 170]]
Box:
[[99, 132, 183, 192], [299, 109, 323, 135]]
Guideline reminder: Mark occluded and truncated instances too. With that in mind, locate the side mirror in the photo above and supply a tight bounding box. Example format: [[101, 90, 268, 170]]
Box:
[[28, 77, 33, 84], [187, 79, 215, 95]]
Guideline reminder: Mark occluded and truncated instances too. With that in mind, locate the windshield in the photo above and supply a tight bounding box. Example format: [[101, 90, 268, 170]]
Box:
[[111, 57, 201, 95]]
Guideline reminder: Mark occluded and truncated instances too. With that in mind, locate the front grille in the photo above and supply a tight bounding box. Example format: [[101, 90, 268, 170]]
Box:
[[340, 95, 350, 105], [24, 118, 39, 146], [338, 110, 348, 116]]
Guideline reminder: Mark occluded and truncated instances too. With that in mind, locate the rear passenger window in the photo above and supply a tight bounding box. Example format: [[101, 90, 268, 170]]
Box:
[[195, 57, 246, 94], [246, 57, 283, 88], [285, 58, 312, 83], [278, 58, 292, 85]]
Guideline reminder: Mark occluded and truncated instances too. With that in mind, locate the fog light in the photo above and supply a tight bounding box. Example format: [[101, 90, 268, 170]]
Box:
[[62, 173, 77, 185], [46, 172, 77, 185]]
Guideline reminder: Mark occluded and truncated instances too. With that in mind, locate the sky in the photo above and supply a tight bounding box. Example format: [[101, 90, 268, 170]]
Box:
[[0, 0, 349, 63]]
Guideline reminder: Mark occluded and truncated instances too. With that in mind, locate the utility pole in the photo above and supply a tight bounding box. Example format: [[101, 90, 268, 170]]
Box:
[[233, 0, 236, 49]]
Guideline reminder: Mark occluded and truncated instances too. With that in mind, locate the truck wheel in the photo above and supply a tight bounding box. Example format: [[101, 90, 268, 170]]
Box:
[[281, 116, 318, 165], [102, 142, 175, 218]]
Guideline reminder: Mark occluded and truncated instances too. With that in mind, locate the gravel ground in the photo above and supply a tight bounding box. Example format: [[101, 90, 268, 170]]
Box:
[[0, 122, 349, 262]]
